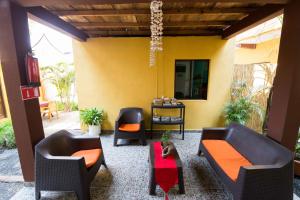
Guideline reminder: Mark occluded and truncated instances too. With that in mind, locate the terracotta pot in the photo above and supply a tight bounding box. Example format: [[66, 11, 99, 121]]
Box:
[[294, 159, 300, 176]]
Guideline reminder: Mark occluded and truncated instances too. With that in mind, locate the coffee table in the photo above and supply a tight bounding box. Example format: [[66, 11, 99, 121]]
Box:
[[148, 142, 185, 195]]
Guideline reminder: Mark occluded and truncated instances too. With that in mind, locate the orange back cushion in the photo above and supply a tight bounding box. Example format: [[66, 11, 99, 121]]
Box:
[[202, 140, 252, 181], [119, 123, 140, 132], [71, 148, 102, 168]]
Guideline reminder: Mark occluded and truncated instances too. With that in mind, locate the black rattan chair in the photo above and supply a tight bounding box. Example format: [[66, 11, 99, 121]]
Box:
[[35, 130, 107, 200], [114, 107, 146, 146]]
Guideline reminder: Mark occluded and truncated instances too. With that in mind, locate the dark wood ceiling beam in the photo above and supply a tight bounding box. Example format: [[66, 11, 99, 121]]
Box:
[[27, 7, 88, 41], [14, 0, 289, 7], [222, 4, 284, 39], [88, 30, 219, 37], [72, 21, 233, 28], [53, 7, 256, 17], [86, 28, 220, 34]]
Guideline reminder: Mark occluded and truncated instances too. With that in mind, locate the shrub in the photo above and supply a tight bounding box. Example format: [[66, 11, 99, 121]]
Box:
[[0, 119, 16, 149], [224, 97, 263, 126], [295, 132, 300, 160], [57, 101, 78, 111], [70, 102, 79, 111]]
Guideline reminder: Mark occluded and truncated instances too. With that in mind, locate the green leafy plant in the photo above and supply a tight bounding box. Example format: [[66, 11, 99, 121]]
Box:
[[0, 119, 16, 149], [161, 131, 170, 144], [80, 108, 105, 126], [295, 131, 300, 160], [57, 101, 78, 111], [224, 97, 263, 125], [41, 62, 75, 112], [224, 81, 263, 126]]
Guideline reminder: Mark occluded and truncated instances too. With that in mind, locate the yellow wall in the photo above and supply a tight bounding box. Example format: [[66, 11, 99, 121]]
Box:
[[0, 63, 10, 119], [235, 38, 280, 65], [73, 37, 235, 130]]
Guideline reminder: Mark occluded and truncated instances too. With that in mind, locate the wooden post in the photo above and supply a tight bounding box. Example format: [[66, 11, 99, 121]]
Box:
[[0, 0, 44, 181], [267, 0, 300, 151]]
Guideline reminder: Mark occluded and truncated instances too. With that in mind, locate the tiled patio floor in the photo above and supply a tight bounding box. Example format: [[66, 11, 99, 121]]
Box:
[[42, 111, 81, 137]]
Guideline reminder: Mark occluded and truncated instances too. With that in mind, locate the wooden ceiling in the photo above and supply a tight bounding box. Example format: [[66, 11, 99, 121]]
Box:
[[37, 1, 280, 38], [16, 0, 288, 40]]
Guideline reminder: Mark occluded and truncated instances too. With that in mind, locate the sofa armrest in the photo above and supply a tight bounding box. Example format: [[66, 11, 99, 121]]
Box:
[[35, 154, 87, 183], [201, 128, 228, 140], [234, 163, 293, 200]]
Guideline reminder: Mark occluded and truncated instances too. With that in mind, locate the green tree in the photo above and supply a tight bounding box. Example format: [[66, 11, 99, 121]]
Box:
[[41, 62, 75, 112]]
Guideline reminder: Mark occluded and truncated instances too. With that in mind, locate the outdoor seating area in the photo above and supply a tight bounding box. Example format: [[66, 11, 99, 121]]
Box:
[[1, 0, 300, 200]]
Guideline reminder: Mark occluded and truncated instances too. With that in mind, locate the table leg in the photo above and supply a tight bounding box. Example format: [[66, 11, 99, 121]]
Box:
[[178, 167, 185, 194], [150, 122, 153, 139], [151, 107, 153, 139], [149, 168, 156, 195], [179, 124, 182, 135], [182, 125, 185, 140]]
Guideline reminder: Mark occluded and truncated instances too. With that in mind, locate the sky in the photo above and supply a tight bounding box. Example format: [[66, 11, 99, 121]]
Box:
[[28, 19, 74, 67]]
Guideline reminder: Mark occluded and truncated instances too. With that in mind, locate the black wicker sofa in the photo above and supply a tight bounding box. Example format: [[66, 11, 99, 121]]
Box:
[[198, 123, 293, 200]]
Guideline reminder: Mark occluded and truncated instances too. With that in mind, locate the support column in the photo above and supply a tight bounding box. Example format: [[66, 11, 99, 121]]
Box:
[[0, 0, 44, 181], [267, 0, 300, 151]]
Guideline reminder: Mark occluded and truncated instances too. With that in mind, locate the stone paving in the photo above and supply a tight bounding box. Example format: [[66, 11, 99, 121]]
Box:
[[0, 149, 23, 200]]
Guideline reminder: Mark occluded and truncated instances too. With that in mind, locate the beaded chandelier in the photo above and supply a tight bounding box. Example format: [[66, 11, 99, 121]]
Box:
[[149, 0, 163, 67]]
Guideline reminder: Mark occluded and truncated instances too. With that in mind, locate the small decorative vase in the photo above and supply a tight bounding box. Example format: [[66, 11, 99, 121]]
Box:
[[88, 124, 101, 136], [161, 142, 175, 158]]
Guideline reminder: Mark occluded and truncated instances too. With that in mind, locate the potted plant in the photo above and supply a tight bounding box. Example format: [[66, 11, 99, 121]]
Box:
[[80, 108, 104, 136], [161, 131, 170, 148], [161, 131, 176, 158]]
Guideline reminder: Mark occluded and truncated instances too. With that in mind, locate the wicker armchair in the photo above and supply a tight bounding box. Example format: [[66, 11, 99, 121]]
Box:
[[35, 130, 107, 200], [114, 107, 146, 146]]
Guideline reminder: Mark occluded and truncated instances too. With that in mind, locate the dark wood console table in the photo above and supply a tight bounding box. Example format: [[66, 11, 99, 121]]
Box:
[[150, 102, 185, 140]]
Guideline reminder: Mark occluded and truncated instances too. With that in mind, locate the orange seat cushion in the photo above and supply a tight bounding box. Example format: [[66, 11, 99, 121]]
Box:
[[202, 140, 252, 181], [119, 123, 140, 132], [71, 148, 102, 168]]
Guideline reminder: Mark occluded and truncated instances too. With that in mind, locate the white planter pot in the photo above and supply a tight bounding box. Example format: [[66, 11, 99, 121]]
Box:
[[88, 125, 101, 136]]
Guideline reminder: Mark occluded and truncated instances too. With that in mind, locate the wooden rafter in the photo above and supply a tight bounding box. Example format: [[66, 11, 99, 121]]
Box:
[[222, 4, 284, 39], [72, 21, 233, 28], [86, 28, 220, 37], [27, 7, 89, 41], [15, 0, 289, 7], [53, 7, 255, 17]]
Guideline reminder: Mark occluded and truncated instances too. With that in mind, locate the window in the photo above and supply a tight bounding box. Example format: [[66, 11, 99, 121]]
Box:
[[174, 60, 209, 100]]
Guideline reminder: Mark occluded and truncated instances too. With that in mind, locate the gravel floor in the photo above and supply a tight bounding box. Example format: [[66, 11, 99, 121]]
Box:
[[1, 131, 300, 200]]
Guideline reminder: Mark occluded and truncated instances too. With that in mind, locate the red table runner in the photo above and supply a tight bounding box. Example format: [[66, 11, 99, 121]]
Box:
[[154, 142, 178, 200]]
